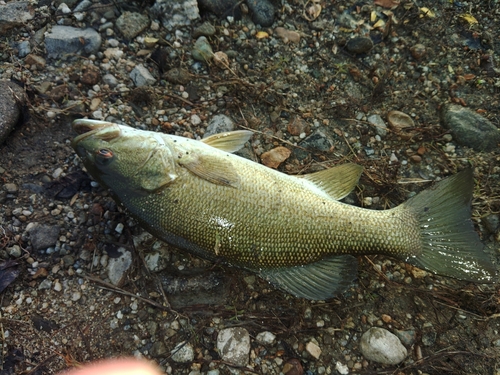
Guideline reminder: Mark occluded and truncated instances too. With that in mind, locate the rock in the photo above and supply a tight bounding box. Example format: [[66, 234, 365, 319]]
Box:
[[27, 223, 60, 251], [410, 43, 427, 60], [213, 51, 230, 69], [3, 183, 18, 194], [275, 27, 301, 44], [107, 248, 132, 286], [193, 22, 216, 38], [482, 214, 500, 234], [0, 81, 26, 144], [346, 36, 374, 54], [367, 114, 387, 137], [247, 0, 275, 27], [204, 114, 235, 137], [197, 0, 241, 20], [150, 0, 199, 30], [171, 341, 195, 363], [282, 358, 303, 375], [130, 64, 157, 87], [261, 146, 291, 168], [25, 54, 46, 69], [164, 68, 192, 85], [294, 130, 333, 160], [103, 73, 118, 87], [360, 327, 407, 365], [80, 66, 101, 85], [150, 341, 167, 357], [115, 12, 150, 40], [305, 341, 322, 359], [255, 331, 276, 345], [287, 116, 309, 136], [17, 40, 31, 57], [387, 110, 414, 131], [217, 327, 251, 366], [0, 1, 34, 35], [394, 329, 416, 346], [440, 104, 500, 152], [192, 36, 214, 62], [45, 26, 101, 60]]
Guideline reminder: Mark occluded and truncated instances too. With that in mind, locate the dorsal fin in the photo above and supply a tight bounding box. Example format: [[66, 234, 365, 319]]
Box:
[[299, 163, 363, 200], [201, 130, 253, 153]]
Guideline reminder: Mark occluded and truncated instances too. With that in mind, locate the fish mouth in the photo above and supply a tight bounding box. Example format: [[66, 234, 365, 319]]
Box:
[[72, 119, 122, 147]]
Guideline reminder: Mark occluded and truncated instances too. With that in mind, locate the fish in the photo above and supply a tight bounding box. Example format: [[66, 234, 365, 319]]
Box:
[[71, 119, 497, 300]]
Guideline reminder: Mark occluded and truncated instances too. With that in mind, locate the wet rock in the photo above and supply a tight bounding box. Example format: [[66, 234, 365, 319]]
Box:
[[26, 223, 60, 251], [45, 26, 101, 59], [204, 114, 235, 137], [130, 64, 156, 87], [115, 12, 150, 40], [217, 327, 250, 366], [198, 0, 241, 19], [193, 22, 216, 38], [0, 1, 34, 35], [255, 331, 276, 345], [0, 81, 26, 144], [164, 68, 191, 85], [107, 248, 132, 286], [367, 114, 387, 137], [247, 0, 275, 27], [150, 0, 199, 30], [346, 36, 374, 54], [275, 27, 301, 44], [261, 146, 291, 168], [360, 327, 407, 365], [440, 104, 500, 152], [192, 36, 214, 62], [171, 341, 194, 362]]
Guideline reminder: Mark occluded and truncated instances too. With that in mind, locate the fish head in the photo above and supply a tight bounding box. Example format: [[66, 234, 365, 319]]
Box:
[[72, 119, 178, 194]]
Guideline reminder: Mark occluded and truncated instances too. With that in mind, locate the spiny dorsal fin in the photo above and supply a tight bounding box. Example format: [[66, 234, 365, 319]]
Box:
[[179, 153, 240, 187], [299, 163, 363, 200], [202, 130, 253, 153], [259, 255, 358, 300]]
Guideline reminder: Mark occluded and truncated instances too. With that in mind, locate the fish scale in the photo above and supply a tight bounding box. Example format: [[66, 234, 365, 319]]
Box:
[[72, 119, 497, 300]]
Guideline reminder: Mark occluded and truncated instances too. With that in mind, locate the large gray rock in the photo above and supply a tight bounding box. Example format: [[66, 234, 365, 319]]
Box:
[[0, 81, 26, 144], [0, 2, 34, 35], [360, 327, 407, 365], [217, 327, 250, 366], [440, 104, 500, 152], [45, 26, 101, 59]]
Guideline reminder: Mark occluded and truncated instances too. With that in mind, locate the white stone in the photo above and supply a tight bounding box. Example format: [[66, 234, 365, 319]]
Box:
[[171, 341, 195, 363], [255, 331, 276, 345], [306, 341, 322, 359], [360, 327, 407, 365], [217, 327, 250, 366]]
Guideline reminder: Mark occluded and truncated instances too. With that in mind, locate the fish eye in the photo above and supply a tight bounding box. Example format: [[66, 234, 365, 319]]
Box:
[[95, 148, 114, 165]]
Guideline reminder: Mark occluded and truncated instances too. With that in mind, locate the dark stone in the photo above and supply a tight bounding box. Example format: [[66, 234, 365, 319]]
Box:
[[346, 36, 374, 54], [27, 223, 60, 251], [247, 0, 275, 27]]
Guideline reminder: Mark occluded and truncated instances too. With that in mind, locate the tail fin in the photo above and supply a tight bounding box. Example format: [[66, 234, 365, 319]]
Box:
[[403, 169, 497, 283]]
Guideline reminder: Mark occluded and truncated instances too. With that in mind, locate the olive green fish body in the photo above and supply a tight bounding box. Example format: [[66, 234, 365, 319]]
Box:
[[72, 120, 496, 299]]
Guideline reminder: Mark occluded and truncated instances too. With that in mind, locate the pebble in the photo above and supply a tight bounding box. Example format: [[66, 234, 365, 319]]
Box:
[[306, 341, 322, 359], [45, 26, 102, 59], [260, 146, 291, 168], [27, 223, 60, 251], [192, 36, 214, 62], [53, 281, 62, 292], [440, 104, 500, 152], [295, 130, 333, 160], [367, 114, 387, 137], [17, 40, 31, 57], [164, 68, 192, 85], [102, 73, 118, 87], [247, 0, 275, 27], [346, 36, 374, 54], [387, 110, 414, 131], [8, 245, 22, 258], [150, 341, 167, 357], [115, 12, 150, 40], [203, 114, 235, 137], [171, 341, 195, 362], [217, 327, 251, 366], [130, 64, 157, 87], [275, 27, 301, 44], [193, 22, 216, 38], [410, 43, 427, 60], [3, 183, 19, 193], [25, 54, 46, 69], [255, 331, 276, 345], [287, 116, 309, 136], [107, 248, 132, 286], [360, 327, 407, 365], [150, 0, 199, 30]]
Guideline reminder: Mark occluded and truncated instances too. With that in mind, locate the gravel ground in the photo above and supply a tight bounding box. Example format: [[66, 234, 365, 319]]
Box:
[[1, 0, 500, 374]]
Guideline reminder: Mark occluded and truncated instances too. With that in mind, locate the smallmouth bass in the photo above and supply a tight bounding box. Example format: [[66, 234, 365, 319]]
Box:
[[72, 119, 496, 300]]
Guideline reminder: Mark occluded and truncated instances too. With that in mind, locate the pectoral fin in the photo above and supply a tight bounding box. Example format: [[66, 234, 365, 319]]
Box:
[[179, 153, 240, 187], [202, 130, 253, 153], [259, 255, 358, 300], [299, 163, 363, 200]]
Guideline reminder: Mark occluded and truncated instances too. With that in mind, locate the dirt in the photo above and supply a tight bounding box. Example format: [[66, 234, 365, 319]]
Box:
[[0, 0, 499, 374]]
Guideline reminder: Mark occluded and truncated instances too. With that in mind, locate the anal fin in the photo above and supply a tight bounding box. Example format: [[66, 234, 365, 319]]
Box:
[[259, 255, 358, 300]]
